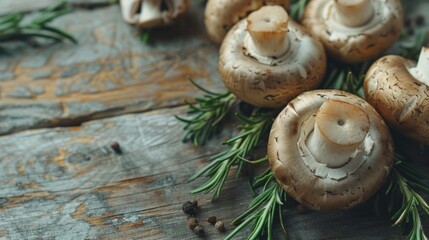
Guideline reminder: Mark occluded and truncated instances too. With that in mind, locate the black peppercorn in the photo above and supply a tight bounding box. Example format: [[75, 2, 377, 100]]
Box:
[[207, 216, 217, 225], [193, 225, 205, 237], [215, 220, 226, 232], [110, 142, 122, 154], [187, 218, 199, 230], [182, 200, 199, 216]]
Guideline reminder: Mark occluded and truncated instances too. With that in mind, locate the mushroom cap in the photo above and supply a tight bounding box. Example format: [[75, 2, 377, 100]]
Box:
[[219, 18, 326, 108], [364, 55, 429, 145], [302, 0, 403, 63], [205, 0, 290, 45], [268, 90, 394, 211], [120, 0, 189, 28]]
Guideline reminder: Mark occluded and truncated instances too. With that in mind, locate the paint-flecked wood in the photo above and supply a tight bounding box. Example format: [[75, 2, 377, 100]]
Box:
[[0, 106, 412, 239], [0, 3, 222, 136], [0, 1, 428, 240], [0, 0, 115, 16]]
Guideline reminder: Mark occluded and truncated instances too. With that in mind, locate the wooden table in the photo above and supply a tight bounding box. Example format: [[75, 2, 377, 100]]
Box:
[[0, 1, 428, 239]]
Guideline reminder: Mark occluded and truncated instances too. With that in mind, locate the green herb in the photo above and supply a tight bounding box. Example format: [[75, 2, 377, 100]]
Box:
[[176, 78, 236, 146], [289, 0, 310, 20], [179, 1, 429, 239], [0, 0, 76, 43], [140, 30, 151, 44], [386, 156, 429, 239], [187, 108, 274, 200], [345, 71, 365, 97], [321, 62, 367, 97], [226, 170, 287, 240], [400, 29, 428, 60]]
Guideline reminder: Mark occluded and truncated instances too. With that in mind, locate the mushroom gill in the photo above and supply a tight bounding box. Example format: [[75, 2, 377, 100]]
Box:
[[268, 90, 394, 211], [409, 47, 429, 86], [302, 0, 404, 63], [219, 6, 326, 108], [307, 100, 370, 168]]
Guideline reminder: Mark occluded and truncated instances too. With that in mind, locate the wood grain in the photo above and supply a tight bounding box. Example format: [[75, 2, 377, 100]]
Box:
[[0, 3, 222, 136], [0, 0, 115, 16], [0, 1, 428, 240], [0, 106, 417, 239]]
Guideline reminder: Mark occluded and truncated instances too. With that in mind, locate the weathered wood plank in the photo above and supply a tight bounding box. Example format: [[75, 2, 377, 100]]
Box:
[[0, 0, 58, 16], [0, 1, 428, 239], [0, 3, 221, 136], [0, 106, 241, 239], [0, 0, 115, 16], [0, 106, 416, 239]]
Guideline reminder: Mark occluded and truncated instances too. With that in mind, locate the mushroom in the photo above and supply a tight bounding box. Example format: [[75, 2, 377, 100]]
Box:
[[205, 0, 290, 45], [302, 0, 404, 63], [364, 47, 429, 145], [120, 0, 189, 28], [219, 6, 327, 108], [268, 90, 394, 211]]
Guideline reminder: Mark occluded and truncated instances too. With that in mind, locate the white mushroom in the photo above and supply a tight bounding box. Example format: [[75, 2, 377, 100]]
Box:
[[302, 0, 404, 63], [205, 0, 290, 45], [219, 6, 326, 108], [268, 90, 394, 211], [364, 47, 429, 145], [120, 0, 189, 28]]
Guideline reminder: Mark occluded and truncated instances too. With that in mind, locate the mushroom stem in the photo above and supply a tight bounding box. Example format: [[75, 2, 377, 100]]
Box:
[[120, 0, 141, 24], [334, 0, 373, 27], [246, 6, 290, 58], [410, 47, 429, 86], [306, 100, 370, 168], [139, 0, 163, 25]]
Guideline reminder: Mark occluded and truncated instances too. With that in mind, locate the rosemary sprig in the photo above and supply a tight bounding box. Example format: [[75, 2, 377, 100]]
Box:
[[386, 156, 429, 239], [187, 108, 274, 200], [140, 30, 151, 44], [321, 62, 367, 97], [400, 29, 428, 60], [289, 0, 310, 20], [176, 78, 236, 146], [226, 170, 287, 240], [0, 0, 76, 43], [345, 71, 365, 97]]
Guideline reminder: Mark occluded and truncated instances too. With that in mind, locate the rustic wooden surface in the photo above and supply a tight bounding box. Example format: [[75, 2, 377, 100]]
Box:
[[0, 2, 221, 136], [0, 0, 116, 16], [0, 1, 428, 239]]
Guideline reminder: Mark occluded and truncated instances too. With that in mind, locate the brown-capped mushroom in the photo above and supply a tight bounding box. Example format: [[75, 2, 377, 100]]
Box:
[[205, 0, 290, 44], [268, 90, 394, 211], [120, 0, 188, 28], [302, 0, 404, 63], [364, 47, 429, 145], [219, 6, 326, 108]]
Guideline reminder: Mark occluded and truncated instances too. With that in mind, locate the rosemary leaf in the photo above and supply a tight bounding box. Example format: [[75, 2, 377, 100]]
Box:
[[400, 29, 428, 60], [0, 0, 76, 43], [387, 156, 429, 239], [321, 62, 367, 97], [140, 30, 151, 44], [188, 108, 274, 200], [226, 173, 286, 240], [289, 0, 310, 20], [176, 78, 236, 146]]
